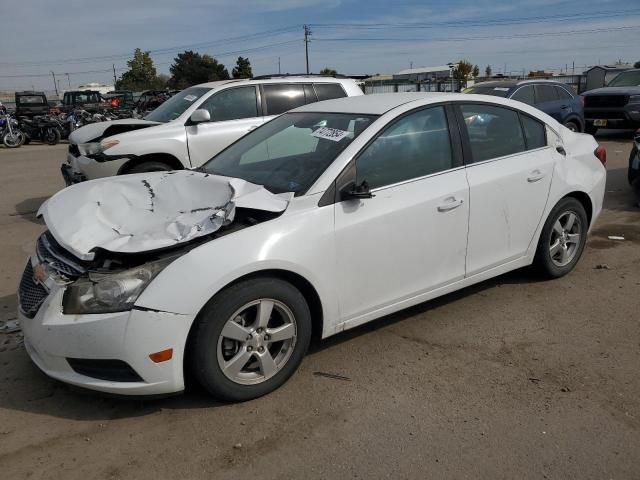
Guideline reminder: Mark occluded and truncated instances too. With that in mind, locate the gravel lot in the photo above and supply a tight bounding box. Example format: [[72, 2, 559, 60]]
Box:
[[0, 133, 638, 480]]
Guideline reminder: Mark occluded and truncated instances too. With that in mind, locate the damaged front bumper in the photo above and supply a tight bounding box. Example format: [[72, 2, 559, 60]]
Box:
[[18, 259, 195, 395], [62, 147, 129, 186]]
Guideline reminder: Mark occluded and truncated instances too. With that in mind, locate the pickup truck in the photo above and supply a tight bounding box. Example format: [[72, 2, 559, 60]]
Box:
[[14, 91, 50, 117], [582, 69, 640, 134]]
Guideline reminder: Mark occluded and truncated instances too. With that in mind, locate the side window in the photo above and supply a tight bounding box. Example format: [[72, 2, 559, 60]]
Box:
[[356, 106, 453, 189], [460, 104, 526, 162], [511, 86, 535, 105], [200, 86, 258, 122], [263, 84, 306, 115], [534, 85, 558, 103], [303, 84, 317, 104], [520, 114, 547, 150], [555, 86, 573, 100], [314, 83, 347, 101]]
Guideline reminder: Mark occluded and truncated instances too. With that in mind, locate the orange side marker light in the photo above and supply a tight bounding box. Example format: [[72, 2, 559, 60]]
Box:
[[149, 348, 173, 363]]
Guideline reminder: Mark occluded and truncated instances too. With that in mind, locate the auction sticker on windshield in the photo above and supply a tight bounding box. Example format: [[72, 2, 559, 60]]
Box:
[[311, 127, 349, 142], [184, 95, 198, 102]]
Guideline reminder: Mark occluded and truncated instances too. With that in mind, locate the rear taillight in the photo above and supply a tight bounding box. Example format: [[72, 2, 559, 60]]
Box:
[[594, 145, 606, 166], [579, 95, 585, 107]]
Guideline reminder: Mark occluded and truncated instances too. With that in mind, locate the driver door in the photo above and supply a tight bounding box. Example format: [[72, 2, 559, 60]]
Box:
[[334, 105, 469, 323], [186, 86, 265, 167]]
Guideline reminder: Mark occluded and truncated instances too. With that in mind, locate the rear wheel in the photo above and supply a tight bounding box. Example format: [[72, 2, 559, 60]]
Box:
[[191, 277, 312, 402], [533, 197, 588, 278], [127, 161, 173, 174], [563, 120, 579, 132], [632, 178, 640, 207]]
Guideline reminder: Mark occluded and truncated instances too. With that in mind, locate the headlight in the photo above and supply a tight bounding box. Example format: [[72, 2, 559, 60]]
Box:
[[78, 139, 119, 157], [63, 256, 177, 314], [78, 142, 102, 156], [630, 95, 640, 104]]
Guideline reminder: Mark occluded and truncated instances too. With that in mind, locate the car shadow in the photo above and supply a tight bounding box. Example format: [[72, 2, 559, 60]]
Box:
[[604, 167, 638, 212], [0, 266, 543, 421], [12, 196, 49, 224]]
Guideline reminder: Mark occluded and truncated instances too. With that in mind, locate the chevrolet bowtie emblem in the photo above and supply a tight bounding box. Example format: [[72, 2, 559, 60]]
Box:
[[32, 263, 47, 284]]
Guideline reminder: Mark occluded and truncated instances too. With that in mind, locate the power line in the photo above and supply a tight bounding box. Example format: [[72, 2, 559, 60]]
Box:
[[310, 9, 640, 29], [0, 26, 299, 67], [312, 25, 640, 44]]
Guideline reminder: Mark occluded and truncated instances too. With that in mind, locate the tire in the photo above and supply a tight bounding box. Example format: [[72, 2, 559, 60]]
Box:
[[190, 277, 312, 402], [563, 120, 579, 132], [44, 128, 61, 145], [632, 178, 640, 208], [584, 124, 598, 135], [127, 161, 174, 174], [533, 197, 588, 278], [2, 131, 22, 148]]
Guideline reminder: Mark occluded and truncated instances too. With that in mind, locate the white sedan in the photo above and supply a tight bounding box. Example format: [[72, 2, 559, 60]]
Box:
[[18, 93, 606, 401]]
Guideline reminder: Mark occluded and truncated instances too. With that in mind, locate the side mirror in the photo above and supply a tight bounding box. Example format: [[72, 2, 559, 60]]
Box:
[[189, 109, 210, 124], [340, 180, 374, 200]]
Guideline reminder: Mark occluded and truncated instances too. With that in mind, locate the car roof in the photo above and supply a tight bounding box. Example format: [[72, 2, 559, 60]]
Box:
[[293, 92, 448, 115], [193, 76, 356, 89]]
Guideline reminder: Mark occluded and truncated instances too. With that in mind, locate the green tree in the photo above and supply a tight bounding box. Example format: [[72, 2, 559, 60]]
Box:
[[485, 65, 493, 77], [168, 51, 229, 89], [320, 67, 337, 76], [453, 60, 474, 88], [115, 48, 159, 91], [472, 65, 480, 77], [232, 56, 253, 78], [634, 61, 640, 68]]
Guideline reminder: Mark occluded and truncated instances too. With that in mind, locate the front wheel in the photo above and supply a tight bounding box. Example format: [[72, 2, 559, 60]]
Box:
[[584, 124, 598, 135], [3, 131, 23, 148], [128, 161, 173, 174], [533, 197, 588, 278], [190, 277, 312, 402], [44, 127, 61, 145]]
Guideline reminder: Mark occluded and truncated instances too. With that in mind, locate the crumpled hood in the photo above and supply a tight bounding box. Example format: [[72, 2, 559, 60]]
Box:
[[38, 171, 293, 260], [68, 119, 161, 144]]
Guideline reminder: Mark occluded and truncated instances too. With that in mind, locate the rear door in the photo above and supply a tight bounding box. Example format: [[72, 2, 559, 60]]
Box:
[[185, 85, 264, 167], [457, 103, 556, 275], [533, 84, 563, 120]]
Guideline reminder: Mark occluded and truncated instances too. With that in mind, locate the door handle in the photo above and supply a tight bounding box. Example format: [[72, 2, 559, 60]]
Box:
[[527, 170, 545, 182], [437, 197, 464, 212]]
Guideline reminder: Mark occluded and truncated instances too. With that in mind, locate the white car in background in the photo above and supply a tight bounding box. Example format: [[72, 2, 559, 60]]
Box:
[[21, 93, 606, 401], [61, 76, 363, 185]]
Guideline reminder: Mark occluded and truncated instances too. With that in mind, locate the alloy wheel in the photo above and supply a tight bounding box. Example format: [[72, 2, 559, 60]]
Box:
[[549, 211, 582, 267], [216, 299, 297, 385]]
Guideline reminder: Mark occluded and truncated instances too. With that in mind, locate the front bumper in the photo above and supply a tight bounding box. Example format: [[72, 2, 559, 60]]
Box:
[[584, 105, 640, 129], [19, 262, 195, 396], [62, 149, 129, 185]]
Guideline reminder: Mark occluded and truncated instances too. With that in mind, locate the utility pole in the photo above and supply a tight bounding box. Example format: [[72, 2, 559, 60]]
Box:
[[304, 24, 312, 74], [278, 57, 281, 75], [66, 73, 71, 88], [50, 71, 58, 96], [410, 61, 413, 70], [572, 61, 575, 75], [112, 64, 117, 85]]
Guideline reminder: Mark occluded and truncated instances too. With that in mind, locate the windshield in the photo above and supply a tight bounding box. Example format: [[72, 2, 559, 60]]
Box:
[[202, 112, 378, 195], [462, 85, 511, 97], [608, 70, 640, 87], [144, 87, 211, 122]]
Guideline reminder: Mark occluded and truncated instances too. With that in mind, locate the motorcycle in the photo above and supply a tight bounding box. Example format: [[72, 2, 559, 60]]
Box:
[[0, 113, 25, 148], [18, 115, 61, 145]]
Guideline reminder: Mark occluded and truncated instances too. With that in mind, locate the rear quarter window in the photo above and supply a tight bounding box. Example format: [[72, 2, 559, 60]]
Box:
[[520, 115, 547, 150], [263, 84, 306, 115], [314, 83, 347, 101]]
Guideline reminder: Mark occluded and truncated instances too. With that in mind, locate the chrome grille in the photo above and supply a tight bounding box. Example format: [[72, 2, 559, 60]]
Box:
[[18, 262, 48, 318], [36, 232, 85, 279]]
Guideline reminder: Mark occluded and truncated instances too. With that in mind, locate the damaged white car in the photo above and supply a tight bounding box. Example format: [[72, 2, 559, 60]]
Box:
[[19, 93, 606, 401]]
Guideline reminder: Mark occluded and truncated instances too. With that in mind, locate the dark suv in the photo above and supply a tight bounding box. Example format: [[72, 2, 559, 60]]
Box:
[[581, 69, 640, 135], [463, 80, 584, 132]]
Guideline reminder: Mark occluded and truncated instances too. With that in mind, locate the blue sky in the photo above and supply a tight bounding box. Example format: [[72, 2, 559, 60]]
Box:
[[0, 0, 638, 90]]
